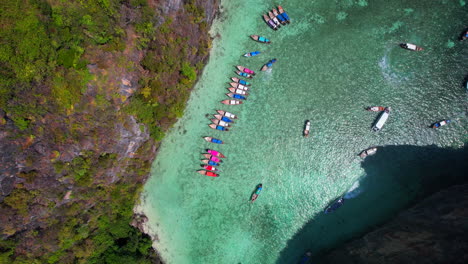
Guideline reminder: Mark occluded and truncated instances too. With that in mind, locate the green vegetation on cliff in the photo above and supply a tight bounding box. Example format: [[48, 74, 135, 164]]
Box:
[[0, 0, 216, 263]]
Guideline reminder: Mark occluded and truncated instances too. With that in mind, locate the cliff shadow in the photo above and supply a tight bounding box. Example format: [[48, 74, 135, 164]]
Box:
[[275, 144, 468, 264]]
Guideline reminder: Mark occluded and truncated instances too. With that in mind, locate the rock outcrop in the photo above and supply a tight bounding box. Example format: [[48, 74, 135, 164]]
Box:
[[320, 184, 468, 264]]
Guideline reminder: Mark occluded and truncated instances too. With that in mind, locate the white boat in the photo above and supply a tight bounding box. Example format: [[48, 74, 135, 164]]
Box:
[[372, 107, 390, 132], [216, 110, 237, 119], [303, 120, 310, 137], [211, 119, 230, 127], [400, 43, 423, 51], [228, 88, 248, 95], [229, 82, 249, 90], [359, 147, 377, 158]]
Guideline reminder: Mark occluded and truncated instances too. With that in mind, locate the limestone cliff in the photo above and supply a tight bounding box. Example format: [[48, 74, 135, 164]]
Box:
[[0, 0, 218, 263], [320, 184, 468, 264]]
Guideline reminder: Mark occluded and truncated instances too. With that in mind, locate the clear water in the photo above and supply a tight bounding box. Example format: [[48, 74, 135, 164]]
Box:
[[140, 0, 468, 263]]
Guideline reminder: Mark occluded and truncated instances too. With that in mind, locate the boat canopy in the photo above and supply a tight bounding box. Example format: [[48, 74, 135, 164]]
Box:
[[373, 110, 389, 131]]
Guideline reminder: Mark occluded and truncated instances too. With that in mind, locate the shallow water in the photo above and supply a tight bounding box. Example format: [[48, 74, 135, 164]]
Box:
[[140, 0, 468, 263]]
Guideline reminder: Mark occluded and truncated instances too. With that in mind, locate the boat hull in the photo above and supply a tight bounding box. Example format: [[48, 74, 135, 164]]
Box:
[[228, 88, 248, 95], [216, 110, 237, 119], [359, 147, 377, 158], [250, 35, 271, 44], [372, 107, 390, 132], [221, 100, 243, 105], [231, 77, 251, 86]]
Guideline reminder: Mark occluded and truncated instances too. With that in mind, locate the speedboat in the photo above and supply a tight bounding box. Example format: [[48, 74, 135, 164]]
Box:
[[236, 71, 252, 78], [359, 147, 377, 158], [431, 119, 450, 128], [197, 170, 219, 177], [268, 11, 281, 27], [202, 154, 223, 163], [263, 14, 278, 30], [244, 51, 260, 57], [217, 110, 237, 119], [226, 93, 247, 100], [214, 114, 234, 123], [203, 136, 223, 144], [324, 197, 345, 214], [211, 119, 230, 127], [277, 6, 290, 23], [303, 120, 310, 137], [221, 99, 243, 105], [236, 66, 256, 75], [231, 77, 251, 86], [201, 165, 220, 172], [372, 107, 390, 132], [228, 88, 249, 95], [250, 184, 263, 202], [400, 43, 423, 51], [250, 35, 271, 44], [272, 8, 287, 25], [208, 124, 229, 131], [366, 106, 386, 112], [261, 58, 277, 71], [229, 82, 249, 90], [206, 149, 226, 158], [201, 159, 220, 166]]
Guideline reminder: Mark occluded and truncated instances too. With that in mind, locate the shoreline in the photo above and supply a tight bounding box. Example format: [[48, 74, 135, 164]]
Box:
[[133, 2, 223, 262]]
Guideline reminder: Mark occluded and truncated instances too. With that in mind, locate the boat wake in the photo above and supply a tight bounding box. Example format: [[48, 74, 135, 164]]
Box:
[[378, 47, 410, 85], [343, 178, 364, 199]]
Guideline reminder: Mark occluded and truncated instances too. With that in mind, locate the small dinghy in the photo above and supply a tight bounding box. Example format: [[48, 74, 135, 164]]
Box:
[[400, 43, 423, 51], [230, 82, 249, 90], [303, 120, 310, 137], [359, 147, 377, 158], [197, 169, 219, 177], [263, 14, 278, 30], [216, 110, 237, 119], [214, 114, 234, 123], [366, 106, 386, 112], [324, 197, 345, 214], [277, 6, 290, 23], [250, 35, 271, 44], [236, 71, 253, 78], [202, 154, 223, 163], [244, 51, 261, 57], [206, 149, 226, 158], [209, 124, 229, 131], [203, 136, 224, 144], [431, 119, 451, 128], [372, 107, 391, 132], [261, 58, 277, 71], [226, 93, 247, 100], [201, 159, 220, 166], [201, 165, 220, 172], [211, 119, 231, 127], [228, 88, 249, 95], [236, 66, 256, 75], [268, 11, 281, 27], [273, 8, 287, 25], [250, 184, 263, 203], [231, 77, 251, 86], [221, 99, 243, 105]]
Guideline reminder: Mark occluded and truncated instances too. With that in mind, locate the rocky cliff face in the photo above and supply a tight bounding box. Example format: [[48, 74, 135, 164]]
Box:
[[0, 0, 218, 262], [320, 184, 468, 264]]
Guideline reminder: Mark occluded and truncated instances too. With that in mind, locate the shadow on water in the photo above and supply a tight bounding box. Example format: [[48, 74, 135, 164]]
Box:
[[275, 144, 468, 264]]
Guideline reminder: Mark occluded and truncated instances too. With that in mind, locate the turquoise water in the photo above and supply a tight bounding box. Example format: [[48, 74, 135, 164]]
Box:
[[140, 0, 468, 263]]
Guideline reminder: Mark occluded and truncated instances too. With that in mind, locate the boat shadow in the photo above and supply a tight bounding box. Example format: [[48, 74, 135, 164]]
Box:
[[275, 144, 468, 264]]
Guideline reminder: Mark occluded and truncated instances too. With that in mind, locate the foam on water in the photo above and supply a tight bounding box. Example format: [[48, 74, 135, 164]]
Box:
[[140, 1, 468, 263]]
